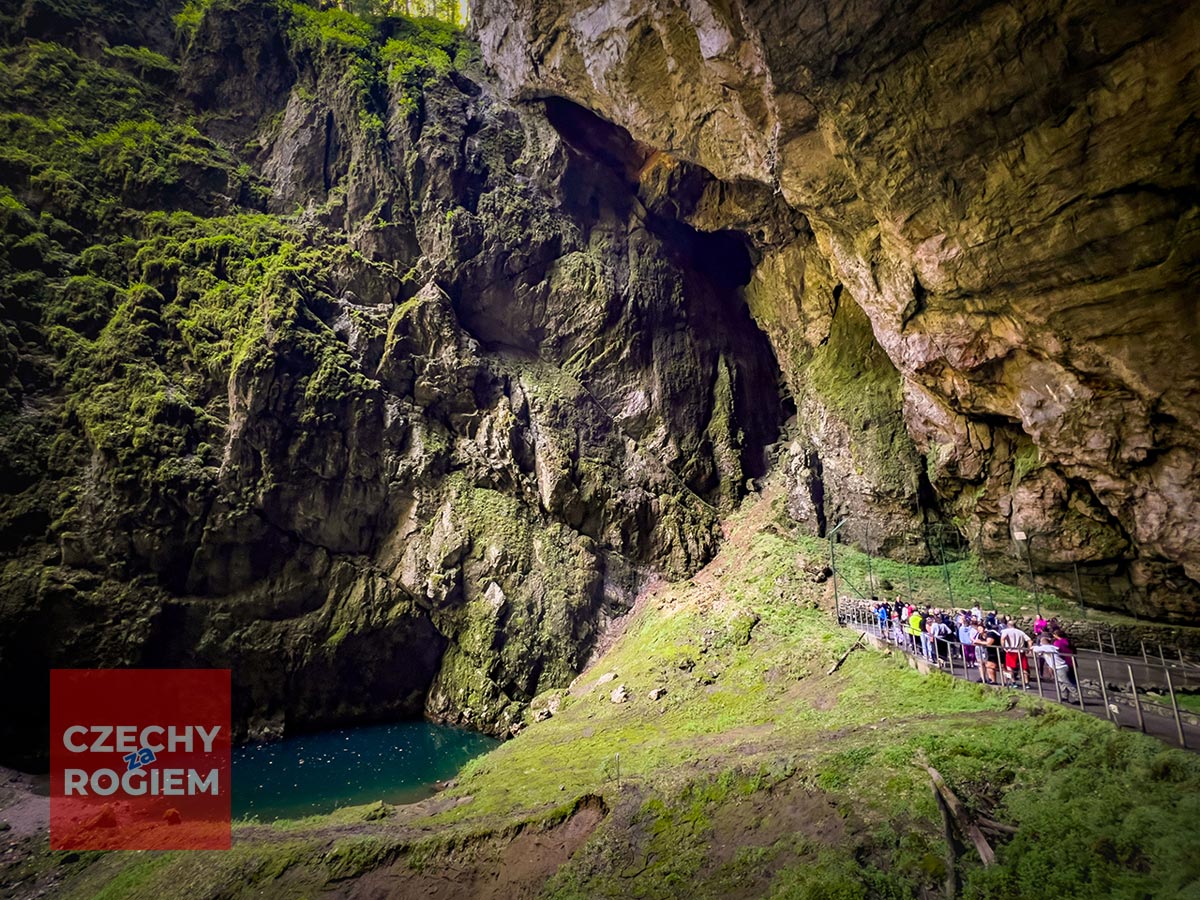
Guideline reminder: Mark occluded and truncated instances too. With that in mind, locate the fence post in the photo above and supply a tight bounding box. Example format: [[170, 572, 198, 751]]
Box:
[[1128, 664, 1145, 733], [1159, 644, 1167, 670], [906, 546, 916, 607], [829, 518, 848, 623], [830, 533, 839, 622], [1023, 535, 1040, 618], [936, 528, 955, 607], [865, 520, 875, 597], [1110, 633, 1118, 657], [1096, 660, 1111, 721], [1096, 627, 1104, 653], [1141, 640, 1149, 664], [1072, 561, 1084, 614], [1166, 670, 1186, 749], [1032, 650, 1043, 696]]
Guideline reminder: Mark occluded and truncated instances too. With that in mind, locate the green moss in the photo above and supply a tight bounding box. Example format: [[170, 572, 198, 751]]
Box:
[[23, 496, 1200, 898], [1011, 440, 1041, 484], [89, 854, 179, 900], [322, 836, 398, 880], [802, 299, 920, 494]]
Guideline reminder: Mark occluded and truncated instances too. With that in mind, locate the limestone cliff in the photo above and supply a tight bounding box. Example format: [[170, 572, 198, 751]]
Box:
[[0, 0, 783, 764], [474, 0, 1200, 618]]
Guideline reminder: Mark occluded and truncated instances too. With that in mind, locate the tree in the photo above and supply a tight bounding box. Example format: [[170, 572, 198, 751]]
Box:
[[313, 0, 466, 26]]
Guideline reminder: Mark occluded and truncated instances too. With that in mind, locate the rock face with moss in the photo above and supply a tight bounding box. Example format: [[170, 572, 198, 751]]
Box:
[[0, 0, 784, 762], [474, 0, 1200, 617]]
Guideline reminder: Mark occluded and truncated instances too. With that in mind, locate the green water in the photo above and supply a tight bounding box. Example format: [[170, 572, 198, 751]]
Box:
[[232, 721, 498, 821]]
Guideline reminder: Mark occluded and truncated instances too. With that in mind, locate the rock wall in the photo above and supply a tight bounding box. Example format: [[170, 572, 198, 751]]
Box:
[[0, 0, 784, 764], [473, 0, 1200, 619]]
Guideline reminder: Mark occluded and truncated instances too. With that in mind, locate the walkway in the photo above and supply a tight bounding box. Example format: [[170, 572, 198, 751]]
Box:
[[840, 605, 1200, 753]]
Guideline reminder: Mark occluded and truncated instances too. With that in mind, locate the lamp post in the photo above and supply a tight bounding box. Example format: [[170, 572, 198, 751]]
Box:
[[829, 518, 849, 622], [1013, 530, 1040, 618]]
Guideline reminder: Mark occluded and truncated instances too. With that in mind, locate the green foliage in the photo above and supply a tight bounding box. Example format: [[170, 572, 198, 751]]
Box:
[[0, 41, 154, 133], [283, 0, 473, 132], [289, 1, 375, 51], [102, 44, 178, 78], [311, 0, 466, 28], [381, 16, 460, 112]]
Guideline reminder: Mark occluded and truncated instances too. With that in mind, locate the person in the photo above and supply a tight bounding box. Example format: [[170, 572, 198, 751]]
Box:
[[1031, 634, 1075, 699], [929, 614, 952, 663], [958, 617, 977, 669], [1000, 617, 1032, 688], [876, 602, 889, 635], [974, 622, 1001, 685], [1034, 615, 1048, 636], [920, 611, 935, 660], [1052, 629, 1077, 687], [891, 609, 905, 645], [971, 603, 983, 622], [908, 608, 923, 654]]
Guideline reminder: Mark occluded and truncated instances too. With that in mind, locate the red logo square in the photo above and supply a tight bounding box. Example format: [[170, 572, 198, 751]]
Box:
[[50, 669, 231, 850]]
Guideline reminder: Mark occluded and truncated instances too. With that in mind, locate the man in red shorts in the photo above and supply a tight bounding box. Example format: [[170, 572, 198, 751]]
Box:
[[1000, 617, 1032, 688]]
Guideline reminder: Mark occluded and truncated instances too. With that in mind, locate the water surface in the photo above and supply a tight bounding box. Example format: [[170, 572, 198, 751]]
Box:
[[232, 721, 498, 821]]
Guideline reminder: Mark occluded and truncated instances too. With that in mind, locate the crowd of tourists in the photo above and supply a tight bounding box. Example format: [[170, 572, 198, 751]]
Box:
[[867, 599, 1079, 698]]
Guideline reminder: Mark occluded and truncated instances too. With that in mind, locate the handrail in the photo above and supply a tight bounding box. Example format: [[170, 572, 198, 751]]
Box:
[[838, 603, 1197, 751]]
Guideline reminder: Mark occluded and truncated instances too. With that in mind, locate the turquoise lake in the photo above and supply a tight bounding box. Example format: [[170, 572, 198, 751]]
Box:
[[232, 721, 498, 821]]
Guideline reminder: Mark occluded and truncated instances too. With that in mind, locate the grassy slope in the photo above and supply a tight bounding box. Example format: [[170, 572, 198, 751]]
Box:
[[24, 487, 1200, 899]]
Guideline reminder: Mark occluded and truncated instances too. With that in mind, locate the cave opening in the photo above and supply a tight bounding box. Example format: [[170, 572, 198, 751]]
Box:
[[541, 94, 791, 483]]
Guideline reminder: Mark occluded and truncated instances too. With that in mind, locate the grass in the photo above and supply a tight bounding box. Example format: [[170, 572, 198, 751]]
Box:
[[15, 489, 1200, 898]]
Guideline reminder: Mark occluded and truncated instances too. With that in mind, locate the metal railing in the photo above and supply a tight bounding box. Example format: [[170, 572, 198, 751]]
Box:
[[840, 601, 1198, 751], [826, 523, 1199, 671]]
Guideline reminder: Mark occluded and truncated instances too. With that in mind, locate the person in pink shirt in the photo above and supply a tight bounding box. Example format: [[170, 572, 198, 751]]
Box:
[[1032, 634, 1076, 699], [1052, 629, 1077, 688]]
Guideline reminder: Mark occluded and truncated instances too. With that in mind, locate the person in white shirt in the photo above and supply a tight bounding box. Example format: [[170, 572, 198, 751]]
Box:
[[958, 619, 977, 670], [999, 618, 1032, 688], [928, 615, 952, 663], [1031, 634, 1075, 699]]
